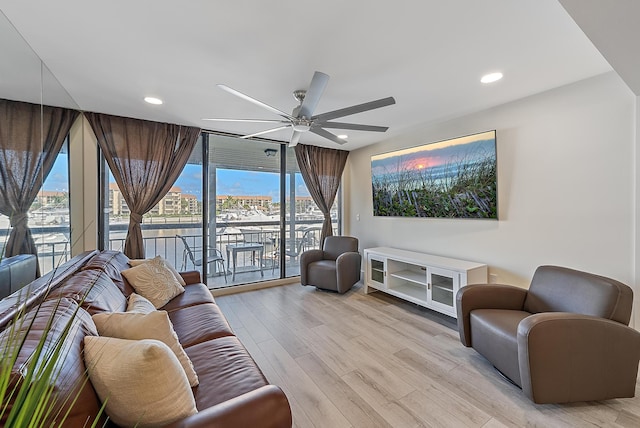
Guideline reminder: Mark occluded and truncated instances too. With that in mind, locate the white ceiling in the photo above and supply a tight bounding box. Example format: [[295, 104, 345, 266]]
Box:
[[0, 0, 614, 150], [558, 0, 640, 96]]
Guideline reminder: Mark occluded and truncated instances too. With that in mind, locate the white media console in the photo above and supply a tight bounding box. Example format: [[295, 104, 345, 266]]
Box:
[[363, 247, 488, 318]]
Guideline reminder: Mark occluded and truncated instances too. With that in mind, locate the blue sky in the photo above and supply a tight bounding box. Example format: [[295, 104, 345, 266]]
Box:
[[44, 156, 310, 201]]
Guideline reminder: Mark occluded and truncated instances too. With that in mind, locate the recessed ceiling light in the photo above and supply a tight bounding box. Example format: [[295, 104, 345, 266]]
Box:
[[481, 72, 503, 84], [338, 134, 348, 139], [144, 96, 163, 105]]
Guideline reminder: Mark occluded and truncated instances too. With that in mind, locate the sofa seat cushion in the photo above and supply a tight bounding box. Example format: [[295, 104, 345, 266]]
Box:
[[0, 298, 106, 427], [161, 283, 215, 312], [470, 309, 531, 386], [82, 250, 134, 296], [185, 336, 269, 410], [169, 303, 234, 348], [48, 269, 127, 315]]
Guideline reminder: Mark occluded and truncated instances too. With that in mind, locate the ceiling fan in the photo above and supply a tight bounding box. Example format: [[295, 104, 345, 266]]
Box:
[[203, 71, 396, 147]]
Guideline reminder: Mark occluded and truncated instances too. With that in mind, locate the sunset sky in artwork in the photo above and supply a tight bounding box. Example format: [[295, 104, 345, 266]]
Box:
[[371, 130, 495, 176]]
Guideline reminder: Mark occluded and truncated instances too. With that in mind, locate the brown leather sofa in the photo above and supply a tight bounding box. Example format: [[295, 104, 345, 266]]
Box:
[[456, 265, 640, 404], [0, 250, 292, 427], [300, 235, 361, 294]]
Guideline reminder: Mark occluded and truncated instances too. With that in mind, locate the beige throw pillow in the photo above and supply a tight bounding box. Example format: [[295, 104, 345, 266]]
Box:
[[92, 311, 198, 386], [121, 257, 184, 308], [129, 256, 186, 286], [84, 336, 197, 427], [126, 292, 156, 314]]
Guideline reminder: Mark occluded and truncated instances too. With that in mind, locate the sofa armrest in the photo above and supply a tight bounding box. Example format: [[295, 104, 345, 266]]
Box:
[[456, 284, 528, 346], [336, 252, 362, 293], [166, 385, 292, 428], [180, 270, 202, 285], [517, 312, 640, 404], [299, 249, 324, 286]]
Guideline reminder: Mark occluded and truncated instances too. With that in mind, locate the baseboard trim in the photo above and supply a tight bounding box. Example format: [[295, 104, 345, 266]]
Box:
[[210, 276, 300, 297]]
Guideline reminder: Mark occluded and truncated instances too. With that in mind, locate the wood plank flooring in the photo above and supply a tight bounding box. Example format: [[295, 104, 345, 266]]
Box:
[[215, 282, 640, 428]]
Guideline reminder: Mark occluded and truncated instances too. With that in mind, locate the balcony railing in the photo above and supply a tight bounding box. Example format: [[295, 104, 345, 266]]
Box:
[[3, 219, 332, 288]]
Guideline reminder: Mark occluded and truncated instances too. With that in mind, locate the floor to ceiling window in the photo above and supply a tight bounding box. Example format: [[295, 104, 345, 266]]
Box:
[[102, 136, 204, 274], [0, 140, 72, 274], [99, 131, 340, 288]]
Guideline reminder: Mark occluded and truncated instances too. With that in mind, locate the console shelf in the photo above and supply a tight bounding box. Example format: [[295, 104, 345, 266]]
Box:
[[364, 247, 488, 318], [390, 269, 427, 286]]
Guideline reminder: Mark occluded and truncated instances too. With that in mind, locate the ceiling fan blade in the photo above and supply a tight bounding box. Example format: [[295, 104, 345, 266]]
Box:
[[289, 130, 302, 147], [217, 84, 295, 121], [318, 122, 389, 132], [309, 127, 348, 145], [298, 71, 329, 118], [312, 96, 396, 122], [201, 118, 288, 123], [240, 125, 291, 139]]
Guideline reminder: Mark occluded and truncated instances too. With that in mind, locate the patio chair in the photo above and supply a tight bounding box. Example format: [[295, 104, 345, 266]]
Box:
[[269, 227, 320, 272], [176, 235, 227, 283]]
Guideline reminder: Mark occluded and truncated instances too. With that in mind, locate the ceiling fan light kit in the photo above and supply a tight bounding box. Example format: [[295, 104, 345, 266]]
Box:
[[204, 71, 395, 147]]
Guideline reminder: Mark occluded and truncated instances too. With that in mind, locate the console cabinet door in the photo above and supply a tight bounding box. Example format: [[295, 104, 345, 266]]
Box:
[[366, 253, 386, 290], [427, 267, 459, 316]]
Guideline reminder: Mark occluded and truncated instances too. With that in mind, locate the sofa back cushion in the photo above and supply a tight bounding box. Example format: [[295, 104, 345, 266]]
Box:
[[82, 250, 134, 296], [0, 298, 106, 427], [523, 265, 633, 324], [49, 269, 127, 315]]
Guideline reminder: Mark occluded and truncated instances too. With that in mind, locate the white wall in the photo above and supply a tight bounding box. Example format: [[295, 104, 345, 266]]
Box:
[[346, 72, 636, 293]]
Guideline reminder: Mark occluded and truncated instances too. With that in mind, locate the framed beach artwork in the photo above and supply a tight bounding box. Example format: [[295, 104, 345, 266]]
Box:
[[371, 130, 497, 219]]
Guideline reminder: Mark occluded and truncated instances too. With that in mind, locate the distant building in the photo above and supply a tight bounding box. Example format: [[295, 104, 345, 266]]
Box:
[[109, 183, 129, 216], [216, 195, 272, 211], [109, 183, 199, 216], [107, 185, 319, 217], [34, 190, 67, 207], [157, 187, 181, 215], [288, 196, 315, 213], [182, 193, 199, 214]]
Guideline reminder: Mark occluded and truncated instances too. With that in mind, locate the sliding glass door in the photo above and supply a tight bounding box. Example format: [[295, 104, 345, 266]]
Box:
[[207, 134, 282, 288], [206, 134, 339, 288]]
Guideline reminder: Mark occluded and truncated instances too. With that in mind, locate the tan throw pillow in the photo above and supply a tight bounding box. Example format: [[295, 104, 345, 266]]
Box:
[[129, 256, 186, 286], [84, 336, 197, 427], [126, 292, 156, 314], [121, 257, 184, 308], [92, 311, 198, 386]]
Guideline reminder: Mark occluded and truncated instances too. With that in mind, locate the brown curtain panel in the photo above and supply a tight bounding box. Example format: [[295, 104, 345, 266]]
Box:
[[0, 99, 79, 276], [85, 112, 200, 259], [294, 144, 349, 246]]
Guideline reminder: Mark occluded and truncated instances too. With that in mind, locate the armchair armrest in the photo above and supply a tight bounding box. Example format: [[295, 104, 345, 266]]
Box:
[[179, 270, 202, 285], [336, 252, 362, 294], [456, 284, 528, 346], [299, 249, 324, 286], [166, 385, 292, 428], [517, 313, 640, 404]]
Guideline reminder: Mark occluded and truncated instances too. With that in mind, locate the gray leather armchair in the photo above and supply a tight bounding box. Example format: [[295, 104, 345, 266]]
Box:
[[300, 236, 361, 294], [0, 254, 38, 300], [456, 265, 640, 404]]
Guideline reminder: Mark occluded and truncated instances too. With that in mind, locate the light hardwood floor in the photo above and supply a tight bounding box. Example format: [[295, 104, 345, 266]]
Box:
[[215, 282, 640, 428]]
